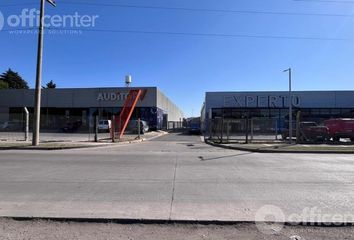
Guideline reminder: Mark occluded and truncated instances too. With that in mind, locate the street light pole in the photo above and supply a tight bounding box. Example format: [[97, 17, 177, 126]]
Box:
[[32, 0, 56, 146], [283, 68, 293, 144]]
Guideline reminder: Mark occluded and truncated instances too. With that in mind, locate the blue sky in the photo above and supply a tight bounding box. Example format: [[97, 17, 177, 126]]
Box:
[[1, 0, 354, 117]]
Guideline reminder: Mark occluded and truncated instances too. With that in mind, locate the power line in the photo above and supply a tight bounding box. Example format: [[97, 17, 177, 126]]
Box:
[[58, 1, 354, 18], [1, 1, 354, 18], [0, 3, 37, 7], [294, 0, 354, 3], [0, 27, 349, 41], [1, 28, 37, 31], [38, 27, 350, 41]]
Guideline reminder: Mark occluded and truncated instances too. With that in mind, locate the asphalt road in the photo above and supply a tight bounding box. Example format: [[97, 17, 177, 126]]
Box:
[[0, 132, 354, 223]]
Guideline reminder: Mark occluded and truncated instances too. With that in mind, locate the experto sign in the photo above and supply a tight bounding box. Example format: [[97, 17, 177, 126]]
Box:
[[223, 95, 301, 108]]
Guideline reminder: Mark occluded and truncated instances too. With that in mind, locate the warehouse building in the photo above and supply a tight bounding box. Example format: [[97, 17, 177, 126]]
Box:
[[202, 91, 354, 132], [0, 87, 184, 131]]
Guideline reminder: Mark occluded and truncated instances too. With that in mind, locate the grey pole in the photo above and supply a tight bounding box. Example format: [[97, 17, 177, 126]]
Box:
[[32, 0, 56, 146], [289, 68, 293, 144], [283, 68, 293, 144], [32, 0, 45, 146]]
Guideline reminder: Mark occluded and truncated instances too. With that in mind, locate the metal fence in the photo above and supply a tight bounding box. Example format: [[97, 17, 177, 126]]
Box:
[[0, 113, 103, 142], [207, 116, 354, 144], [208, 118, 281, 143], [167, 121, 184, 130], [0, 113, 142, 143]]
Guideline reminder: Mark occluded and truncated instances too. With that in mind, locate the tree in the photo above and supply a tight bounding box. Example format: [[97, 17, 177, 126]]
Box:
[[0, 80, 8, 89], [44, 80, 56, 89], [0, 69, 29, 89]]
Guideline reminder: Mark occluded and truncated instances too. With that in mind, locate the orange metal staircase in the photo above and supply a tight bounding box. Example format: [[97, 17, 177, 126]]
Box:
[[114, 89, 142, 139]]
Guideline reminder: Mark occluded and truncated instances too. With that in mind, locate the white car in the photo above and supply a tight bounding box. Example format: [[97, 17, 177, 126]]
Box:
[[98, 120, 112, 132], [127, 120, 149, 134]]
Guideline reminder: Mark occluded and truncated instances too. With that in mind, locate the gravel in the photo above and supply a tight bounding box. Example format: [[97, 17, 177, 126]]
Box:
[[0, 219, 354, 240]]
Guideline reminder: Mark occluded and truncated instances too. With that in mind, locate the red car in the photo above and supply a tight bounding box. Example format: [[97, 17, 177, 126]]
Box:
[[324, 118, 354, 142], [282, 122, 329, 142]]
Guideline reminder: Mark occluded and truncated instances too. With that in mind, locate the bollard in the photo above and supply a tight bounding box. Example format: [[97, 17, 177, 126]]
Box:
[[24, 107, 29, 141], [296, 111, 301, 144], [112, 115, 115, 143], [250, 119, 254, 142], [94, 115, 98, 142], [245, 119, 249, 144], [138, 118, 141, 139], [227, 121, 230, 142]]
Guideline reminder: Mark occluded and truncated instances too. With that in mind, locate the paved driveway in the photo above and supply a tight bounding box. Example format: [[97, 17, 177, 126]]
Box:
[[0, 132, 353, 222]]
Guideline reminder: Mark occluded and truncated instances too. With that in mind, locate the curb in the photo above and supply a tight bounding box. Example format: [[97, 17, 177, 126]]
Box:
[[205, 140, 354, 154], [0, 131, 168, 151], [3, 217, 354, 227], [109, 131, 167, 144], [0, 144, 112, 151], [144, 131, 169, 141]]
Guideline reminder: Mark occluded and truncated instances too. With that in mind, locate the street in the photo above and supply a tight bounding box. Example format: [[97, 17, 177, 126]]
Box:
[[0, 132, 354, 222]]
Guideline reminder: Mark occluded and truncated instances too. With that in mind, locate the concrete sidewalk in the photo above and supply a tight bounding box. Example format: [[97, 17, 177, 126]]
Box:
[[206, 139, 354, 154], [0, 131, 166, 150], [0, 130, 166, 143]]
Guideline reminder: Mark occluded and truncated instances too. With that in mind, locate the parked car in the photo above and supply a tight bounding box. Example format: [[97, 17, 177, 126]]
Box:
[[188, 118, 201, 134], [126, 120, 149, 134], [98, 120, 112, 133], [61, 120, 82, 133], [282, 122, 329, 142], [0, 121, 23, 131], [324, 118, 354, 142]]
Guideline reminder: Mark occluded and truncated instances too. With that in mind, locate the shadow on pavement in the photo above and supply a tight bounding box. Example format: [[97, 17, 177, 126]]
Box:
[[198, 152, 254, 161]]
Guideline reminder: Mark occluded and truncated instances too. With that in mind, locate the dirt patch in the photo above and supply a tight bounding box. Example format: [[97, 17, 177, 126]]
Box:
[[0, 219, 353, 240]]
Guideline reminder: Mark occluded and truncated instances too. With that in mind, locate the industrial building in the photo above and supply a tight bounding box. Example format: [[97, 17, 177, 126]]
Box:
[[0, 87, 184, 131], [202, 91, 354, 132]]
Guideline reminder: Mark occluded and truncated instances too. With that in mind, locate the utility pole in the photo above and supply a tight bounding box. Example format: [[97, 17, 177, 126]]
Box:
[[283, 68, 293, 144], [32, 0, 56, 146]]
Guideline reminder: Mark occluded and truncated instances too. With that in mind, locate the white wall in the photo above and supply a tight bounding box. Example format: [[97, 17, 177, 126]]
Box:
[[156, 89, 184, 122]]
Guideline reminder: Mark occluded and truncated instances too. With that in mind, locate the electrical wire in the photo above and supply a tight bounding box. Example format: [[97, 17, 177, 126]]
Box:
[[294, 0, 354, 3], [0, 3, 37, 7], [0, 26, 349, 41], [1, 1, 354, 18], [39, 27, 351, 41]]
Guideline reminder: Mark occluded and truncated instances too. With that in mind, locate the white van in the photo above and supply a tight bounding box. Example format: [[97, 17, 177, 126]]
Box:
[[98, 120, 112, 132]]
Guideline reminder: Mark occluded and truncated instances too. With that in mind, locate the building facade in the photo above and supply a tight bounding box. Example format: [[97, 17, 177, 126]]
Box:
[[0, 87, 184, 131], [202, 91, 354, 132]]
